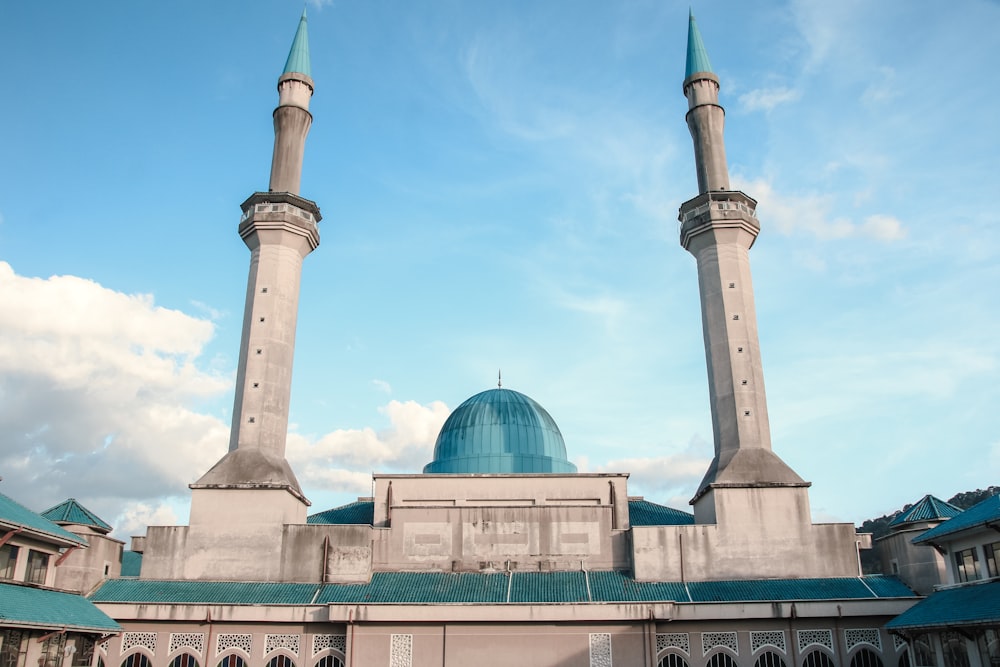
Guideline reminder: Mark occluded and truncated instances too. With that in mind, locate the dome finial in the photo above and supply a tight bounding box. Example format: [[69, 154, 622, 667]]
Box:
[[498, 369, 502, 389]]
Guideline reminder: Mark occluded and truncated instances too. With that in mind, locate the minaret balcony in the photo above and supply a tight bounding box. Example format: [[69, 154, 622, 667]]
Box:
[[678, 190, 760, 249], [238, 191, 322, 249]]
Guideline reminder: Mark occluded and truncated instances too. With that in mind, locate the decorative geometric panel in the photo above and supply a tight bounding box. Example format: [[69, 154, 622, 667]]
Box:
[[264, 636, 299, 657], [590, 633, 612, 667], [216, 635, 252, 657], [99, 641, 110, 655], [169, 635, 205, 656], [892, 635, 907, 652], [846, 630, 882, 652], [751, 632, 786, 654], [702, 633, 738, 656], [122, 633, 158, 655], [311, 636, 346, 657], [389, 635, 411, 667], [657, 634, 691, 656], [798, 631, 834, 653]]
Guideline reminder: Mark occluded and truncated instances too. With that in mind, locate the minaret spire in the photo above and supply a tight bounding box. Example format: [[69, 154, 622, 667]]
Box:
[[269, 8, 314, 195], [677, 16, 805, 517], [192, 14, 322, 515]]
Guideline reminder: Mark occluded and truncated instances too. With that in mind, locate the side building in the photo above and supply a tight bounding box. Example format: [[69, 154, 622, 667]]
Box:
[[78, 11, 921, 667], [0, 491, 120, 667]]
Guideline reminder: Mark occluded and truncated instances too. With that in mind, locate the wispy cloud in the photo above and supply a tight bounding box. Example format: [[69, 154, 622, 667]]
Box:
[[371, 379, 393, 395], [735, 177, 906, 242], [739, 87, 801, 112]]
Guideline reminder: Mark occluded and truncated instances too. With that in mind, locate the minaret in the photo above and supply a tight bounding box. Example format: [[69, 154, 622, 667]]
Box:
[[678, 13, 806, 522], [191, 10, 320, 518]]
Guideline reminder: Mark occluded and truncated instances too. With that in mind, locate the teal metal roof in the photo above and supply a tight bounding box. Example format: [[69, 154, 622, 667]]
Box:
[[886, 581, 1000, 630], [685, 11, 714, 79], [41, 498, 112, 533], [424, 388, 577, 474], [91, 580, 321, 605], [282, 9, 311, 77], [889, 494, 962, 528], [0, 581, 121, 632], [0, 492, 87, 546], [120, 551, 142, 577], [308, 500, 375, 525], [92, 573, 914, 606], [628, 499, 694, 526], [913, 492, 1000, 544]]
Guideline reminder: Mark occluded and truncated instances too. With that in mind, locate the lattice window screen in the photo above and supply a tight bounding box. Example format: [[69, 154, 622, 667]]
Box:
[[751, 632, 786, 654], [892, 635, 907, 651], [122, 633, 158, 655], [168, 634, 205, 657], [702, 633, 739, 656], [845, 629, 882, 651], [311, 636, 347, 657], [389, 635, 412, 667], [99, 641, 109, 655], [797, 631, 834, 653], [264, 636, 299, 657], [657, 634, 691, 656], [216, 635, 253, 657], [590, 633, 612, 667]]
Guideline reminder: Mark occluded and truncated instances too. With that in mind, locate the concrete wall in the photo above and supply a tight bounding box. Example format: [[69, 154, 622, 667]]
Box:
[[633, 487, 860, 581], [876, 527, 947, 595], [52, 527, 123, 594]]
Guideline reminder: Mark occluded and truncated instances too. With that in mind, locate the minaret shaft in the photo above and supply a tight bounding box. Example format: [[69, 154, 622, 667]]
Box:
[[679, 15, 804, 507], [269, 75, 314, 194]]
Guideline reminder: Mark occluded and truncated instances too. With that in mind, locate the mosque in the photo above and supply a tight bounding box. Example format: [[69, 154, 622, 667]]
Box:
[[1, 10, 940, 667]]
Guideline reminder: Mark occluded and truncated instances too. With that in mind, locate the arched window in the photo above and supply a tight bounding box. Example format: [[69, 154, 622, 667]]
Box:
[[121, 655, 151, 667], [756, 651, 788, 667], [911, 635, 935, 667], [169, 654, 200, 667], [267, 657, 295, 667], [851, 649, 885, 667], [941, 632, 970, 667], [708, 653, 738, 667], [898, 649, 911, 667], [314, 658, 344, 667], [659, 654, 690, 667], [802, 650, 836, 667], [217, 656, 246, 667]]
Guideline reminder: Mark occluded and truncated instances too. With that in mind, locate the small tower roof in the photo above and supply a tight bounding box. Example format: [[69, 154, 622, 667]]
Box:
[[888, 494, 962, 528], [685, 10, 713, 79], [282, 9, 312, 77], [41, 497, 113, 534]]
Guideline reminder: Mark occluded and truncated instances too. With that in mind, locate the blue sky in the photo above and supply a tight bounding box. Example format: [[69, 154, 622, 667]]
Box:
[[1, 0, 997, 535]]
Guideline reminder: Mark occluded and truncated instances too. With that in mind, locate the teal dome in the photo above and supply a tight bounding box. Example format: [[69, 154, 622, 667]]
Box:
[[423, 388, 577, 474]]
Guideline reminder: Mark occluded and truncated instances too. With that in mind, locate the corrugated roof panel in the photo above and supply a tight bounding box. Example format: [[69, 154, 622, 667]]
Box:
[[914, 493, 1000, 544], [688, 577, 881, 602], [0, 492, 87, 545], [887, 581, 1000, 630], [308, 501, 374, 525], [90, 579, 321, 604], [588, 571, 688, 602], [1, 582, 121, 631], [510, 571, 588, 603], [120, 551, 142, 577], [41, 498, 113, 532], [628, 499, 694, 527], [317, 572, 508, 604], [862, 575, 916, 598]]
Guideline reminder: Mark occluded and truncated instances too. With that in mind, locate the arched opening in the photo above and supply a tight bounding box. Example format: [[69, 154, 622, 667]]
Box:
[[659, 653, 691, 667], [266, 657, 295, 667], [120, 655, 151, 667], [898, 648, 911, 667], [851, 649, 885, 667], [314, 657, 344, 667], [755, 651, 788, 667], [707, 653, 738, 667], [802, 650, 836, 667], [217, 656, 247, 667], [169, 654, 200, 667], [942, 632, 970, 667]]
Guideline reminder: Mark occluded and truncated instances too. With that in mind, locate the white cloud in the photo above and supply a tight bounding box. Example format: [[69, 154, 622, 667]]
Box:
[[739, 87, 801, 112], [114, 501, 179, 536], [371, 379, 393, 394], [734, 177, 906, 242], [597, 436, 711, 507], [287, 399, 450, 492], [0, 262, 230, 510]]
